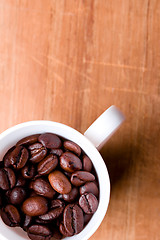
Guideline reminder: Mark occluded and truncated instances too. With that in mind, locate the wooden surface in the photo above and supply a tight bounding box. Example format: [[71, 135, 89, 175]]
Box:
[[0, 1, 160, 239]]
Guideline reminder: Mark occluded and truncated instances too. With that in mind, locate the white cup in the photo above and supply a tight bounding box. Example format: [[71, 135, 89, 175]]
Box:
[[0, 105, 125, 240]]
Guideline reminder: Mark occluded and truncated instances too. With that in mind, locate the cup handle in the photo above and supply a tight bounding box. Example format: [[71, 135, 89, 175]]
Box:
[[84, 106, 125, 150]]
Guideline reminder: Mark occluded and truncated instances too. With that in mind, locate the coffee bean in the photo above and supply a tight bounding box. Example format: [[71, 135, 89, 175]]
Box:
[[60, 152, 82, 173], [22, 215, 32, 230], [3, 147, 15, 168], [39, 200, 65, 222], [59, 223, 73, 237], [63, 204, 84, 235], [83, 155, 93, 172], [27, 225, 52, 240], [84, 213, 93, 225], [50, 149, 63, 157], [48, 170, 72, 194], [79, 193, 98, 214], [21, 164, 36, 179], [63, 141, 81, 156], [71, 171, 95, 186], [80, 182, 99, 197], [37, 154, 58, 175], [0, 168, 16, 190], [22, 196, 48, 216], [9, 146, 29, 169], [32, 178, 56, 199], [29, 143, 47, 163], [52, 227, 63, 239], [38, 133, 62, 149], [16, 174, 27, 187], [16, 134, 40, 146], [63, 187, 79, 202], [0, 190, 3, 208], [9, 187, 27, 205], [1, 205, 20, 227]]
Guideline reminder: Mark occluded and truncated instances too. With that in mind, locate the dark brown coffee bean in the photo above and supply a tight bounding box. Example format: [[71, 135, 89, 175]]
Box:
[[9, 146, 29, 169], [34, 218, 49, 224], [63, 187, 79, 202], [32, 178, 56, 199], [29, 143, 47, 163], [79, 193, 98, 214], [0, 190, 3, 208], [27, 224, 52, 240], [3, 147, 15, 168], [48, 170, 72, 194], [59, 223, 73, 237], [83, 155, 93, 172], [22, 196, 48, 216], [71, 171, 95, 186], [16, 174, 27, 187], [84, 213, 93, 225], [63, 141, 81, 156], [0, 168, 16, 190], [21, 164, 36, 179], [16, 134, 40, 146], [50, 149, 63, 157], [63, 204, 84, 235], [1, 204, 20, 227], [52, 227, 63, 239], [60, 152, 82, 173], [39, 200, 65, 222], [38, 133, 62, 149], [37, 154, 58, 175], [80, 182, 99, 197], [9, 187, 27, 205], [22, 215, 32, 230]]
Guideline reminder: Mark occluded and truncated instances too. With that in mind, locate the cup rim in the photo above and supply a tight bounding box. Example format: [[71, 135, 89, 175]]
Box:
[[0, 120, 110, 240]]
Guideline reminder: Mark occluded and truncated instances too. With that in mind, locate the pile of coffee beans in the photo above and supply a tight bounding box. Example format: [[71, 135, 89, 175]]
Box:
[[0, 133, 99, 239]]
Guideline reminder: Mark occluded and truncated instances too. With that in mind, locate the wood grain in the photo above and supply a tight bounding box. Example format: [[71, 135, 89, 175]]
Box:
[[0, 1, 160, 239]]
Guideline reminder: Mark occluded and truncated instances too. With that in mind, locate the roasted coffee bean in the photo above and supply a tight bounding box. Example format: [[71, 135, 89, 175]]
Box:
[[80, 182, 99, 197], [22, 215, 32, 230], [63, 187, 79, 202], [79, 193, 98, 214], [48, 170, 72, 194], [59, 223, 73, 237], [37, 154, 58, 175], [9, 146, 29, 169], [9, 187, 27, 205], [0, 190, 3, 208], [1, 204, 20, 227], [29, 143, 47, 163], [83, 155, 92, 172], [27, 225, 52, 240], [52, 227, 63, 239], [84, 213, 93, 225], [60, 152, 82, 173], [3, 147, 15, 168], [16, 174, 27, 187], [63, 141, 81, 156], [38, 133, 62, 149], [71, 171, 95, 186], [32, 178, 56, 199], [63, 204, 84, 235], [0, 167, 16, 190], [39, 200, 65, 222], [21, 164, 36, 179], [50, 149, 63, 157], [35, 218, 49, 224], [16, 134, 40, 146], [22, 196, 48, 216]]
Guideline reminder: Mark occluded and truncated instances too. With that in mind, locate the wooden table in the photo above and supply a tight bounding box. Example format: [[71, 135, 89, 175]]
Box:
[[0, 1, 159, 239]]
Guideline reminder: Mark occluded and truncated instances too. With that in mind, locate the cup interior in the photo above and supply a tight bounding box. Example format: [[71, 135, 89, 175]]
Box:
[[0, 121, 110, 240]]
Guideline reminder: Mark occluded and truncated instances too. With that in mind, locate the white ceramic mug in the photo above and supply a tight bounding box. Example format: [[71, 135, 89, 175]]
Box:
[[0, 105, 125, 240]]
